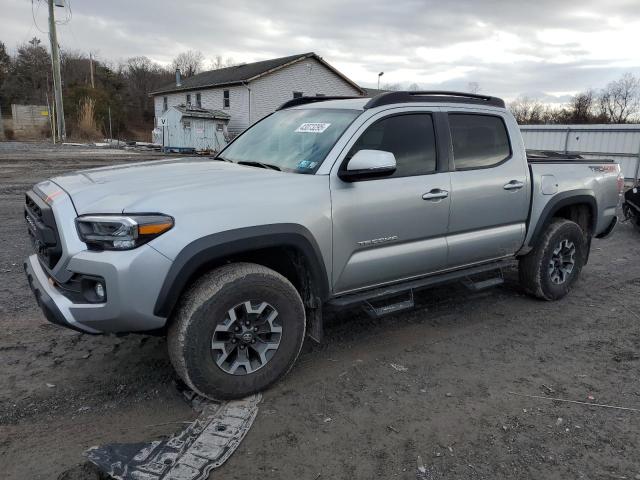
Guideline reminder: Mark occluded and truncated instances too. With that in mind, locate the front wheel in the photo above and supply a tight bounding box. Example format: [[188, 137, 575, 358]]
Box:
[[167, 262, 306, 400], [519, 218, 587, 300]]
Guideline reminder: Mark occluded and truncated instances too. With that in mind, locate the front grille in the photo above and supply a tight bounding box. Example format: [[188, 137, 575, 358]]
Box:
[[25, 190, 62, 269], [25, 195, 43, 219]]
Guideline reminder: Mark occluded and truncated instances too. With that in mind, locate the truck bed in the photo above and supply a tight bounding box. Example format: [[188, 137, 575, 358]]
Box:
[[526, 150, 615, 163], [524, 153, 621, 247]]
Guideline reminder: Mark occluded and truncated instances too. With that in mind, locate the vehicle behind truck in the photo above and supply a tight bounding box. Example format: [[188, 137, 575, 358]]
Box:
[[24, 91, 623, 399]]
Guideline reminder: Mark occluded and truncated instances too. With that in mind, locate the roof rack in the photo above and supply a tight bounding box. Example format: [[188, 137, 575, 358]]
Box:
[[363, 91, 506, 109], [277, 96, 364, 110]]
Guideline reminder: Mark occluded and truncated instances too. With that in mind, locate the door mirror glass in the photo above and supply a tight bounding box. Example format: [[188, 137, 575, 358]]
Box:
[[340, 149, 397, 181]]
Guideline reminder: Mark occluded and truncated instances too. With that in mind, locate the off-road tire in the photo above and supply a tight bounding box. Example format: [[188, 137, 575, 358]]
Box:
[[167, 262, 306, 400], [519, 218, 587, 301]]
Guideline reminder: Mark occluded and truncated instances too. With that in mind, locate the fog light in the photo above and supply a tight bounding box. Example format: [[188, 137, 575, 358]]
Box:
[[94, 282, 105, 300]]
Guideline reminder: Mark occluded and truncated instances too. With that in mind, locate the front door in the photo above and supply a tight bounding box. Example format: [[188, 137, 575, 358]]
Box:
[[446, 111, 529, 267], [330, 111, 451, 294]]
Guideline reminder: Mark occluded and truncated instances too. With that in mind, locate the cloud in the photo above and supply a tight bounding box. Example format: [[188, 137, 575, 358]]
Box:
[[3, 0, 639, 102]]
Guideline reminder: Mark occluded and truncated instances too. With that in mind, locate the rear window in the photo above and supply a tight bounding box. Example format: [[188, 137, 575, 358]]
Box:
[[449, 114, 511, 169]]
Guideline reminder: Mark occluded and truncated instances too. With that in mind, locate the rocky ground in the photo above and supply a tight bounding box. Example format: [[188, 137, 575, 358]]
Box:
[[1, 141, 639, 479]]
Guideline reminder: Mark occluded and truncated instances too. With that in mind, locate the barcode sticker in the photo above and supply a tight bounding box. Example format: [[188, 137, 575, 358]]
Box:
[[295, 123, 331, 133]]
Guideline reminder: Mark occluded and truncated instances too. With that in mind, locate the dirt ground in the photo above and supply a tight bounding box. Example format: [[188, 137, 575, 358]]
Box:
[[1, 141, 639, 480]]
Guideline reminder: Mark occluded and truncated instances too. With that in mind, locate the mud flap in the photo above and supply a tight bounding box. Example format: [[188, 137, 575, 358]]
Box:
[[86, 394, 261, 480]]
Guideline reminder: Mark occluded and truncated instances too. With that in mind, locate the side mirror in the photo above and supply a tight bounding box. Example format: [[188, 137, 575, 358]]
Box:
[[338, 149, 397, 182]]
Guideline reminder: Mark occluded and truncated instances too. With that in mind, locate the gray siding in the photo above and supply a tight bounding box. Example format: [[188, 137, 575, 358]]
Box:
[[154, 86, 248, 135], [153, 57, 361, 135], [249, 58, 361, 123]]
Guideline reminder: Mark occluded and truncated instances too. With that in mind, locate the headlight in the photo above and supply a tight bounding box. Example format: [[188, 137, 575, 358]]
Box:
[[76, 214, 174, 250]]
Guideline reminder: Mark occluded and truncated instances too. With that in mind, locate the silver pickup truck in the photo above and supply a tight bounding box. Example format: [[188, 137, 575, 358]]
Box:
[[24, 91, 622, 399]]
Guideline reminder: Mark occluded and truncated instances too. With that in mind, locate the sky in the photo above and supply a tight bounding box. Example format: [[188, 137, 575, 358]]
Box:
[[3, 0, 640, 103]]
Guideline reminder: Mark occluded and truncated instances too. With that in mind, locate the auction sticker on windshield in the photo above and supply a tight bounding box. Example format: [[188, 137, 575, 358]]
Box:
[[295, 123, 331, 133]]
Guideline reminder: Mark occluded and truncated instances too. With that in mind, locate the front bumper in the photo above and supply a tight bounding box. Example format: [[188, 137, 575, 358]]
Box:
[[24, 247, 172, 334], [24, 255, 94, 334]]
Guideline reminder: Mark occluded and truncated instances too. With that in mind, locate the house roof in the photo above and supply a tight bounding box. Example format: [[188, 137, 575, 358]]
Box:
[[151, 52, 364, 95], [173, 105, 230, 120]]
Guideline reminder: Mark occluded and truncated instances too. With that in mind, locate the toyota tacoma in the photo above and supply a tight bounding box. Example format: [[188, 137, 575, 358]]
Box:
[[24, 91, 623, 399]]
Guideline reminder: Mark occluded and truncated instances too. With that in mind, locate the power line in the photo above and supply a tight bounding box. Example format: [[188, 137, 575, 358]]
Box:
[[31, 0, 48, 34], [56, 0, 72, 25]]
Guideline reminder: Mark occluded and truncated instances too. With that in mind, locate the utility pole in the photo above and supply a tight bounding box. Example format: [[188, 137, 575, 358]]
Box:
[[48, 0, 66, 141], [89, 52, 95, 88]]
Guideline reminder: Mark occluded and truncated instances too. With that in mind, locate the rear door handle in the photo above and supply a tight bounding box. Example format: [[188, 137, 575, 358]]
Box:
[[503, 180, 524, 191], [422, 189, 449, 200]]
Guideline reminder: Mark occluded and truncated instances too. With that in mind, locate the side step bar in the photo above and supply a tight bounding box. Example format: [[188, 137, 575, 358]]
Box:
[[328, 259, 514, 315], [363, 291, 415, 318], [462, 273, 504, 292]]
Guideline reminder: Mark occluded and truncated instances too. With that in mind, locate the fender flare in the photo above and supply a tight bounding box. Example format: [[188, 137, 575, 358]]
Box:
[[153, 224, 329, 318], [527, 189, 597, 249]]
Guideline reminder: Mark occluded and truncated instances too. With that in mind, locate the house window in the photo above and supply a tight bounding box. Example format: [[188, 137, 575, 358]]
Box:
[[293, 91, 303, 98], [196, 93, 202, 108], [183, 120, 191, 129], [186, 94, 191, 105], [162, 96, 168, 111], [223, 90, 230, 108], [216, 124, 224, 131]]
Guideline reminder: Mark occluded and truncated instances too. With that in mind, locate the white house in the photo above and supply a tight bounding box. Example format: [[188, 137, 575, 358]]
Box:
[[150, 52, 364, 136]]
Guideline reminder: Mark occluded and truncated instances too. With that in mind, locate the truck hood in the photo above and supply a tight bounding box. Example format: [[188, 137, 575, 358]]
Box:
[[50, 157, 303, 214]]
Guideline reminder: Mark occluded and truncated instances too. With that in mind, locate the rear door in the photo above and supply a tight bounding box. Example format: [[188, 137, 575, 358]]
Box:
[[330, 109, 451, 294], [446, 110, 529, 266]]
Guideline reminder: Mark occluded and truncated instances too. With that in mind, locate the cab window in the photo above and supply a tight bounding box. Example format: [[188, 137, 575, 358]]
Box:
[[449, 114, 511, 169], [347, 114, 437, 177]]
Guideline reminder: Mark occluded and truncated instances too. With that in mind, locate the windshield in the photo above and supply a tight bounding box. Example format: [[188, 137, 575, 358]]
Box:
[[218, 108, 360, 173]]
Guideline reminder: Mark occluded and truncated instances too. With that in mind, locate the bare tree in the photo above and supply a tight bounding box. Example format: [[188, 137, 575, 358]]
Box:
[[598, 73, 640, 123], [467, 82, 481, 94], [509, 96, 545, 124], [210, 55, 237, 70], [171, 50, 204, 77], [381, 82, 402, 91], [509, 96, 563, 124], [407, 82, 420, 91]]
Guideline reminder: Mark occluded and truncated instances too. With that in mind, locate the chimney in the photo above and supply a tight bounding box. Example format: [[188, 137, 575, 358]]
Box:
[[175, 68, 182, 87]]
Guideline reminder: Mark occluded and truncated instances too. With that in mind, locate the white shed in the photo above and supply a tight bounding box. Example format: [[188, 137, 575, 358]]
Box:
[[153, 105, 230, 153]]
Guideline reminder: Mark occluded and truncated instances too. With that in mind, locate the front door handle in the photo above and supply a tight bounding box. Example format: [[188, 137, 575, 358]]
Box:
[[422, 189, 449, 200], [503, 180, 524, 191]]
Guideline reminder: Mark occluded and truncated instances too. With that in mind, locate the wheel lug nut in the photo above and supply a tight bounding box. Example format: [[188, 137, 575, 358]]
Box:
[[240, 345, 245, 349], [245, 321, 250, 326], [235, 326, 240, 332], [251, 339, 256, 343], [231, 338, 237, 343], [253, 327, 258, 332]]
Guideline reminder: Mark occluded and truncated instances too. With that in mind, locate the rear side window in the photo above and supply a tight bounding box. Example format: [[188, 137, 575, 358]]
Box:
[[449, 114, 510, 169], [347, 114, 437, 177]]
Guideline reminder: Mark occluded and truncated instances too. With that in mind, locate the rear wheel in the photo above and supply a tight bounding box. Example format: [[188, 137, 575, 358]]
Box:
[[519, 218, 587, 300], [167, 262, 306, 400]]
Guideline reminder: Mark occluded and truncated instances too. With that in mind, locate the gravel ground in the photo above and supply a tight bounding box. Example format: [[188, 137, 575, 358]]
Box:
[[1, 141, 639, 479]]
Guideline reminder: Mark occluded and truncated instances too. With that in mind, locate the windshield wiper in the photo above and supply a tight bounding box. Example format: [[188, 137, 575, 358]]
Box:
[[212, 155, 232, 162], [237, 160, 281, 171]]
